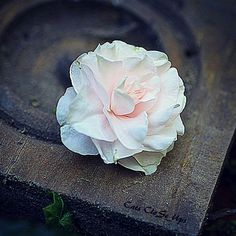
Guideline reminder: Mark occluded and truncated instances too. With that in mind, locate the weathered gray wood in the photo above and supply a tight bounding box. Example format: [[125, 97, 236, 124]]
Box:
[[0, 0, 236, 235]]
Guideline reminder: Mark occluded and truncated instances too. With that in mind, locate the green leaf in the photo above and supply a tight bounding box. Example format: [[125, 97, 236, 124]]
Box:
[[43, 192, 64, 226], [59, 212, 74, 231], [43, 191, 76, 232]]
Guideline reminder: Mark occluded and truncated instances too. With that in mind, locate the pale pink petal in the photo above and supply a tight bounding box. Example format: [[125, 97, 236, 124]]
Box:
[[134, 151, 165, 167], [175, 115, 185, 135], [152, 68, 181, 111], [143, 126, 177, 152], [124, 55, 156, 77], [67, 85, 116, 142], [118, 157, 157, 175], [146, 51, 168, 61], [70, 61, 110, 109], [83, 65, 111, 109], [128, 99, 156, 117], [56, 87, 76, 126], [111, 89, 135, 115], [76, 52, 99, 76], [118, 143, 174, 174], [92, 139, 142, 164], [155, 60, 171, 74], [94, 42, 117, 60], [146, 51, 171, 74], [168, 94, 186, 124], [148, 68, 184, 132], [60, 125, 98, 155], [104, 109, 148, 149], [153, 85, 186, 131], [95, 41, 146, 61], [73, 52, 112, 109], [70, 53, 97, 93], [148, 104, 177, 134], [96, 55, 123, 95]]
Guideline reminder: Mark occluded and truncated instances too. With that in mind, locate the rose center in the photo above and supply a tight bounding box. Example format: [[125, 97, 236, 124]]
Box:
[[125, 80, 152, 103]]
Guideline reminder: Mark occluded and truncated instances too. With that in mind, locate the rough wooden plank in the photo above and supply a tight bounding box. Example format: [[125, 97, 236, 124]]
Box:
[[0, 0, 236, 235]]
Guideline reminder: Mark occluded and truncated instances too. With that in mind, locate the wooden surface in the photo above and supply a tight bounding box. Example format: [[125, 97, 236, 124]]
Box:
[[0, 0, 236, 235]]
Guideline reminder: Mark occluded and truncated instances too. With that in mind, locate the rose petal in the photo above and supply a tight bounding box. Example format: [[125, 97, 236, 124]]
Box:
[[104, 109, 148, 149], [56, 87, 76, 126], [75, 52, 99, 78], [175, 115, 185, 135], [67, 78, 116, 141], [165, 95, 186, 128], [128, 99, 156, 117], [143, 126, 177, 152], [61, 125, 98, 155], [111, 77, 135, 115], [133, 151, 165, 167], [68, 97, 116, 142], [156, 87, 186, 131], [118, 157, 157, 175], [69, 60, 116, 141], [70, 60, 83, 94], [153, 68, 181, 111], [112, 40, 145, 59], [148, 68, 185, 132], [96, 55, 123, 95], [94, 42, 117, 60], [148, 104, 177, 134], [146, 51, 168, 61], [111, 88, 135, 115], [118, 143, 174, 174], [124, 55, 156, 78], [95, 41, 145, 61], [70, 61, 110, 109], [146, 51, 171, 74], [92, 139, 142, 164]]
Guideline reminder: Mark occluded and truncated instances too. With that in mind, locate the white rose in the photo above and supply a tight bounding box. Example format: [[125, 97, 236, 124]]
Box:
[[56, 40, 186, 175]]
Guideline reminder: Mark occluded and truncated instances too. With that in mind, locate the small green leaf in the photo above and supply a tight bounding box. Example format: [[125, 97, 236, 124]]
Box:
[[43, 192, 64, 226], [59, 212, 74, 230], [43, 191, 76, 232]]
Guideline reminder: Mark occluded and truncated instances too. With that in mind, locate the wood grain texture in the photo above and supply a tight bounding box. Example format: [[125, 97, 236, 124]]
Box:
[[0, 0, 236, 235]]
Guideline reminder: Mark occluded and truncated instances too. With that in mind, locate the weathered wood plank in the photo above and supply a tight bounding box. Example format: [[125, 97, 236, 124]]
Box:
[[0, 0, 236, 235]]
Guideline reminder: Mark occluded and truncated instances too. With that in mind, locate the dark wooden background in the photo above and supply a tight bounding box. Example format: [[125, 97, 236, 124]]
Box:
[[0, 0, 236, 235]]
